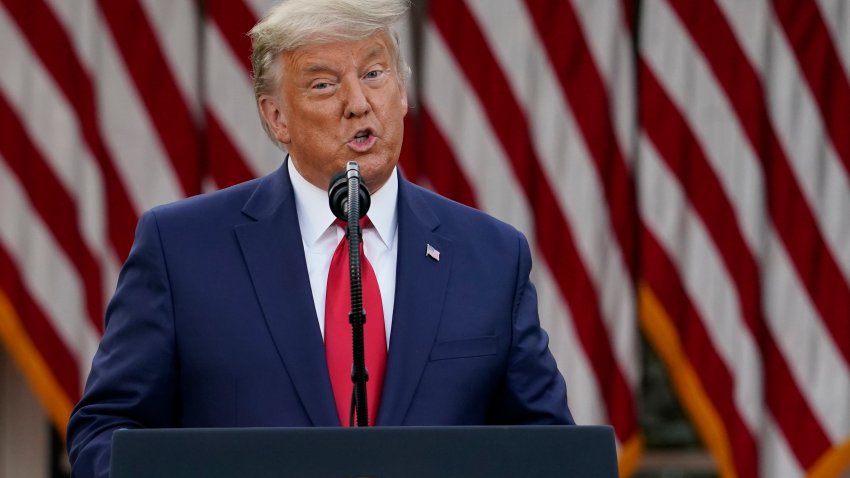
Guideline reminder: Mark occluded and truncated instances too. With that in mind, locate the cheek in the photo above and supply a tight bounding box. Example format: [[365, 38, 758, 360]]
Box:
[[300, 128, 332, 151], [389, 104, 408, 134], [378, 95, 407, 127], [291, 108, 336, 141]]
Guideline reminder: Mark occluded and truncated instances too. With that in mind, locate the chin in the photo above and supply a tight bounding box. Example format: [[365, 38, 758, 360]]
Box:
[[360, 167, 393, 192]]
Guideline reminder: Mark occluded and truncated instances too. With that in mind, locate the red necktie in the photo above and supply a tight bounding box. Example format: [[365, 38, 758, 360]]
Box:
[[325, 217, 387, 426]]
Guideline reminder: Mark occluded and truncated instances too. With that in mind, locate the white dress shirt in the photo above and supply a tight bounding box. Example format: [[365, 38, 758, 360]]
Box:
[[288, 159, 398, 346]]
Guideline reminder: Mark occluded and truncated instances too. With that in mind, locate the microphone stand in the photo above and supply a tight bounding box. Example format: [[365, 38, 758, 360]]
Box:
[[328, 162, 371, 427]]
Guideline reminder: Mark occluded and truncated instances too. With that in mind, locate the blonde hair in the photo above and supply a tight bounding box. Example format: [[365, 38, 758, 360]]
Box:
[[249, 0, 411, 144]]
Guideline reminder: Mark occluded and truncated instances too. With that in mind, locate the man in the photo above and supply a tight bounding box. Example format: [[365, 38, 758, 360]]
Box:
[[67, 0, 574, 475]]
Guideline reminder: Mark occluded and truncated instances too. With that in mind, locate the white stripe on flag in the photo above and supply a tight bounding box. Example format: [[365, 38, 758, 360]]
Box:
[[760, 417, 804, 478], [815, 0, 850, 80], [422, 17, 607, 428], [139, 0, 202, 118], [569, 0, 637, 162], [763, 230, 850, 443], [639, 0, 765, 252], [45, 0, 184, 213], [716, 0, 850, 284], [0, 2, 121, 314], [205, 21, 283, 177], [637, 135, 765, 432], [0, 158, 100, 385], [421, 23, 534, 232], [465, 0, 639, 388]]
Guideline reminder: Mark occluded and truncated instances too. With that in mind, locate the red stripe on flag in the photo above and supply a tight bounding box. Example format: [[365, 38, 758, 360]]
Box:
[[430, 1, 638, 440], [524, 0, 639, 277], [669, 0, 850, 378], [641, 228, 759, 476], [207, 0, 256, 75], [773, 0, 850, 176], [420, 109, 478, 209], [620, 0, 638, 33], [3, 0, 138, 259], [0, 91, 105, 334], [96, 0, 202, 196], [0, 245, 82, 401], [639, 61, 831, 467], [206, 110, 256, 188]]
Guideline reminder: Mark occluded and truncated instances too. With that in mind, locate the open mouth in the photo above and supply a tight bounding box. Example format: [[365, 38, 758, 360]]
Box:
[[352, 129, 373, 143], [347, 128, 377, 152]]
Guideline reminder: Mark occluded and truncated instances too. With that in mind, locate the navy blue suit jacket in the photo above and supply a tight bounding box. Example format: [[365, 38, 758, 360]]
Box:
[[67, 164, 573, 476]]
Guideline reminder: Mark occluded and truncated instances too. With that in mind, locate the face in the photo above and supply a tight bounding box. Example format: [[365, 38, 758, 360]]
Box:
[[258, 32, 408, 192]]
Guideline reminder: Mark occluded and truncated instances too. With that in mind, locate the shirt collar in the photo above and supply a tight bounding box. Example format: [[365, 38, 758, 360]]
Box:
[[366, 167, 398, 249], [289, 157, 398, 249]]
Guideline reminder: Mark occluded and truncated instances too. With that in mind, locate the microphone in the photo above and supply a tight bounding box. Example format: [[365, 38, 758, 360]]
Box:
[[327, 161, 371, 427], [328, 165, 370, 221]]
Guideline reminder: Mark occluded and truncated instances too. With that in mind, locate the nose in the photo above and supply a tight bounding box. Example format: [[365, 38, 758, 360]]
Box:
[[343, 77, 370, 119]]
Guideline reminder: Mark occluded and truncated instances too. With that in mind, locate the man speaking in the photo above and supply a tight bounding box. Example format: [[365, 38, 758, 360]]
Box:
[[67, 0, 574, 475]]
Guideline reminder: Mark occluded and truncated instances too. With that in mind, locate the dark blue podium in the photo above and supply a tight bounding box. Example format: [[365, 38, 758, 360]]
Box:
[[111, 425, 618, 477]]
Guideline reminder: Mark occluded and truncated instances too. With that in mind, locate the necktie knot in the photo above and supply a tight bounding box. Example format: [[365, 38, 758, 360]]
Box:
[[334, 216, 372, 231]]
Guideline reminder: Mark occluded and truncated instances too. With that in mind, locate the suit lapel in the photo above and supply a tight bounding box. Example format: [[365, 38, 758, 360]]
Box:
[[234, 163, 339, 426], [377, 178, 453, 425]]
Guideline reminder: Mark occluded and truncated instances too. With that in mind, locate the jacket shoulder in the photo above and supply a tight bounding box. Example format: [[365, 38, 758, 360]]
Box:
[[150, 177, 262, 223]]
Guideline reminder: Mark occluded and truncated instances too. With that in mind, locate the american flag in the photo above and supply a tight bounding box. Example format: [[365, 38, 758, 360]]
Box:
[[1, 0, 849, 476]]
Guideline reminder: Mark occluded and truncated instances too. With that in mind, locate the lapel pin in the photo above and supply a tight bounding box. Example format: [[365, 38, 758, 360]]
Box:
[[426, 243, 441, 262]]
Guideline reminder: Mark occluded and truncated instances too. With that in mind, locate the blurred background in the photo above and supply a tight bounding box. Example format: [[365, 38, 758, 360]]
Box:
[[2, 0, 850, 476]]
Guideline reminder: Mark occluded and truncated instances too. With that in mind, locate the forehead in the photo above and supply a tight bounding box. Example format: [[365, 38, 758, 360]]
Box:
[[283, 32, 394, 75]]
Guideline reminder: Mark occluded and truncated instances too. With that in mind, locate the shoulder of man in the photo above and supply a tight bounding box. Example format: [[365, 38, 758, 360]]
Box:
[[143, 166, 287, 233]]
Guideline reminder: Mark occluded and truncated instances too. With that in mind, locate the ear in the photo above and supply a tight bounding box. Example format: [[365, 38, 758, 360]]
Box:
[[258, 95, 291, 144]]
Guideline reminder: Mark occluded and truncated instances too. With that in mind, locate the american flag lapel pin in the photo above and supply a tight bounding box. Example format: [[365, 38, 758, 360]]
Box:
[[426, 243, 440, 262]]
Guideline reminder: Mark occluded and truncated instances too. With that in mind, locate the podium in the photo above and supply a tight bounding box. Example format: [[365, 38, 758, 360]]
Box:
[[111, 425, 618, 477]]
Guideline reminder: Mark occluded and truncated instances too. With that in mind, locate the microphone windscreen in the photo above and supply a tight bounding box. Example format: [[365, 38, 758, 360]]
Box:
[[327, 166, 370, 221], [328, 170, 349, 221]]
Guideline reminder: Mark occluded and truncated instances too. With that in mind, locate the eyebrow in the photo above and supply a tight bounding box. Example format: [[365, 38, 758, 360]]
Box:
[[361, 45, 387, 65], [298, 44, 390, 77], [300, 63, 340, 76]]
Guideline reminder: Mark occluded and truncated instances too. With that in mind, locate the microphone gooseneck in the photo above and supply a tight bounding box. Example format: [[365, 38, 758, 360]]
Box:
[[327, 161, 372, 427]]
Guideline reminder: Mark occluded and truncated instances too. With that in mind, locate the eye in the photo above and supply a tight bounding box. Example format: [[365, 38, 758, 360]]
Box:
[[364, 69, 383, 80], [312, 82, 330, 90]]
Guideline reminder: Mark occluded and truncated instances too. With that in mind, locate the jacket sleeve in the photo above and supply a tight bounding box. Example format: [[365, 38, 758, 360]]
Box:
[[496, 231, 575, 425], [67, 210, 179, 478]]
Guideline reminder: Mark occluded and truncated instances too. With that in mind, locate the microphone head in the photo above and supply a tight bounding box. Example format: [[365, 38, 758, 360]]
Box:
[[328, 170, 349, 221], [328, 162, 370, 221]]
